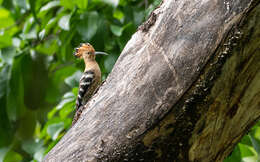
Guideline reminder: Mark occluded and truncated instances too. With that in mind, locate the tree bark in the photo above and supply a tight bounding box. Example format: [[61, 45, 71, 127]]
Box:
[[44, 0, 260, 161]]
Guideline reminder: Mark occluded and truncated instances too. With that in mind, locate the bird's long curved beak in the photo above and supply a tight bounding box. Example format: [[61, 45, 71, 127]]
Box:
[[95, 51, 108, 55]]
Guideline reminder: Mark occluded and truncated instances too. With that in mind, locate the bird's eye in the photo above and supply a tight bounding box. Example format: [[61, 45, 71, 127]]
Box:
[[88, 52, 91, 54]]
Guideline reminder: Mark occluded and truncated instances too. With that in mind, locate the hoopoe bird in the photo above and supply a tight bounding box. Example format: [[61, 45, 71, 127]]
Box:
[[73, 43, 108, 112]]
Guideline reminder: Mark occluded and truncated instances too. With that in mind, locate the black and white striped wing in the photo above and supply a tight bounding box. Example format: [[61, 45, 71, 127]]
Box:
[[76, 71, 94, 110]]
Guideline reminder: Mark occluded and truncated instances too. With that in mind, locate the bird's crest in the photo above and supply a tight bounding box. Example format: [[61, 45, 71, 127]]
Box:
[[73, 43, 95, 58]]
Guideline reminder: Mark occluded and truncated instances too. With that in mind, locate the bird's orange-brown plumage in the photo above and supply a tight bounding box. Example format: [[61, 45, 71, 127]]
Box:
[[73, 43, 103, 110], [72, 43, 108, 125]]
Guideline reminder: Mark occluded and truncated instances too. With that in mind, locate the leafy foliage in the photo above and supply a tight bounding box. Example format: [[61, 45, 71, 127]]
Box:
[[0, 0, 258, 161], [224, 121, 260, 162]]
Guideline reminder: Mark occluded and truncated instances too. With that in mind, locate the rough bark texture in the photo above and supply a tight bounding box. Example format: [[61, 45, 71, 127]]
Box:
[[44, 0, 260, 161]]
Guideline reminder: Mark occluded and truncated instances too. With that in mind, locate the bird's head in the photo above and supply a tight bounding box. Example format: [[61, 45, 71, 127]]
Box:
[[73, 43, 108, 60]]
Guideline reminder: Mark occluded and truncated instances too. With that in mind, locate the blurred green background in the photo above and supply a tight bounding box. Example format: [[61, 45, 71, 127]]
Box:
[[0, 0, 259, 161]]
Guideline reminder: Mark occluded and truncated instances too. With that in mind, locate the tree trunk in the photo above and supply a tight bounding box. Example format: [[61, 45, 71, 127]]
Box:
[[44, 0, 260, 161]]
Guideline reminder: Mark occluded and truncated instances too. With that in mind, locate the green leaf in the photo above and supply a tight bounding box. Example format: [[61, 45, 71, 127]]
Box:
[[75, 0, 88, 10], [76, 11, 99, 41], [22, 139, 44, 155], [60, 0, 74, 10], [47, 122, 65, 140], [44, 18, 58, 35], [39, 1, 60, 12], [103, 0, 119, 7], [0, 66, 10, 98], [22, 17, 33, 34], [7, 56, 26, 121], [240, 135, 253, 147], [64, 71, 82, 88], [63, 92, 75, 99], [39, 117, 63, 139], [104, 53, 117, 72], [13, 0, 28, 9], [113, 9, 124, 21], [0, 47, 16, 65], [58, 30, 76, 61], [110, 24, 123, 36], [28, 0, 40, 25], [58, 14, 71, 31], [134, 10, 145, 26], [0, 83, 13, 147], [145, 0, 161, 19], [35, 38, 58, 55], [117, 22, 135, 50], [38, 1, 60, 18], [0, 8, 15, 29], [33, 147, 45, 162], [38, 29, 45, 40], [241, 156, 258, 162], [62, 118, 72, 129], [0, 34, 12, 48], [0, 147, 9, 162], [252, 126, 260, 141], [249, 134, 260, 156], [72, 87, 79, 96], [34, 122, 41, 139], [44, 138, 61, 154], [45, 66, 77, 103], [48, 92, 75, 119], [21, 25, 37, 40], [56, 97, 74, 110], [239, 143, 255, 157], [12, 38, 21, 48], [47, 108, 58, 120], [3, 150, 22, 162], [223, 146, 241, 162], [59, 102, 74, 119]]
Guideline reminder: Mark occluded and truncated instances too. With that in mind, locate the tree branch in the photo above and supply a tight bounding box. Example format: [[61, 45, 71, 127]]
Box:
[[44, 0, 260, 161]]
